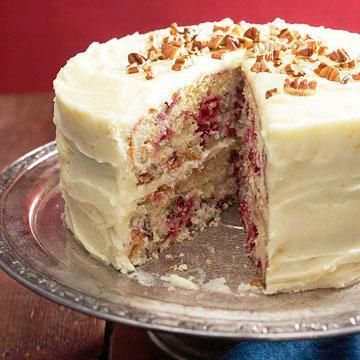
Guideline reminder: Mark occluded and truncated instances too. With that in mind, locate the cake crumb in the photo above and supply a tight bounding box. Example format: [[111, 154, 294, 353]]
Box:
[[161, 274, 199, 290], [170, 263, 188, 272], [128, 271, 156, 287], [237, 282, 262, 296], [202, 277, 231, 294]]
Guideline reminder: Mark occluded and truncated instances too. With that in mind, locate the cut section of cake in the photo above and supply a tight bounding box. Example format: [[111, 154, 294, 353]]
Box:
[[54, 18, 360, 293]]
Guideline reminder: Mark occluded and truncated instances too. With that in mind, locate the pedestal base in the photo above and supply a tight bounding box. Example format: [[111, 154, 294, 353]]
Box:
[[147, 330, 238, 360]]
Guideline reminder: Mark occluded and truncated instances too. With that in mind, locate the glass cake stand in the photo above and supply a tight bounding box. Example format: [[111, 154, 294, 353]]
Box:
[[1, 142, 360, 359]]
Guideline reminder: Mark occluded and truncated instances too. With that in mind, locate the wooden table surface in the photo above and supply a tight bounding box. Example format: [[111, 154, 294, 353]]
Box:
[[0, 94, 150, 360]]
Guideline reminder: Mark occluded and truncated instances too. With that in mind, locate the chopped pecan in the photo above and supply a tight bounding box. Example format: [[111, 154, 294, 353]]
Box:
[[250, 59, 270, 73], [175, 56, 186, 64], [318, 45, 329, 56], [273, 59, 283, 67], [213, 24, 231, 33], [263, 47, 282, 62], [284, 63, 305, 77], [193, 39, 208, 50], [263, 52, 273, 61], [128, 53, 145, 65], [240, 37, 253, 49], [231, 24, 242, 37], [265, 88, 278, 99], [172, 63, 184, 71], [182, 27, 193, 41], [162, 41, 182, 59], [224, 36, 239, 50], [170, 22, 178, 36], [248, 41, 273, 58], [314, 62, 341, 82], [352, 73, 360, 80], [172, 40, 183, 47], [127, 66, 139, 74], [144, 66, 154, 80], [244, 27, 260, 42], [273, 49, 281, 60], [185, 40, 194, 52], [278, 28, 295, 43], [284, 77, 317, 96], [328, 48, 350, 63], [208, 35, 224, 50], [147, 46, 159, 61], [339, 60, 356, 69], [295, 41, 319, 58], [211, 49, 226, 59]]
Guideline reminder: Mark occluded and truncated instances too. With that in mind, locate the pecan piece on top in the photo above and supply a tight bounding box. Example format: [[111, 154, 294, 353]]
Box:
[[193, 39, 208, 50], [170, 22, 178, 36], [208, 35, 224, 50], [213, 24, 231, 33], [314, 62, 341, 82], [127, 66, 139, 74], [128, 52, 145, 65], [265, 88, 278, 99], [284, 63, 305, 77], [172, 63, 184, 71], [162, 41, 182, 59], [339, 60, 357, 69], [211, 49, 227, 59], [244, 27, 260, 42], [284, 77, 317, 96], [328, 48, 350, 63], [224, 36, 239, 51], [144, 65, 154, 80], [171, 55, 186, 71], [295, 41, 319, 58], [250, 59, 270, 73], [278, 28, 295, 43]]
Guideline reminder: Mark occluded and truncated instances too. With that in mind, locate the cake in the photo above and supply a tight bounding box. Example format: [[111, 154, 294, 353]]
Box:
[[53, 18, 360, 294]]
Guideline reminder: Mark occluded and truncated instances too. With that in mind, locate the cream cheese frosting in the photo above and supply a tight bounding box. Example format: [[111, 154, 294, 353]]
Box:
[[54, 18, 360, 292]]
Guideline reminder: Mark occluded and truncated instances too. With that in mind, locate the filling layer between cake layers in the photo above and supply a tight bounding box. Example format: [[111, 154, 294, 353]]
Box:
[[57, 68, 244, 271]]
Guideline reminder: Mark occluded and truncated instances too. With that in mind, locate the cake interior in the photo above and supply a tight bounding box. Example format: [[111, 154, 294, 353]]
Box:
[[126, 68, 267, 276]]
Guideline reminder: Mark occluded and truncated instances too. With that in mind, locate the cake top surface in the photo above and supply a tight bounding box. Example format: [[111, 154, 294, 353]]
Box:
[[54, 18, 360, 133]]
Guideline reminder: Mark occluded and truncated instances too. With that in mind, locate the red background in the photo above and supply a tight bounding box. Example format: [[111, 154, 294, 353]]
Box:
[[1, 0, 359, 93]]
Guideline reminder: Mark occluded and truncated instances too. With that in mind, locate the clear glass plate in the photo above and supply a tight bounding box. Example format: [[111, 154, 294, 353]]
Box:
[[1, 142, 360, 339]]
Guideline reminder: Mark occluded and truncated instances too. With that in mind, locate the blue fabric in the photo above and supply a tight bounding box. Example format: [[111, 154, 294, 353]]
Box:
[[222, 335, 360, 360]]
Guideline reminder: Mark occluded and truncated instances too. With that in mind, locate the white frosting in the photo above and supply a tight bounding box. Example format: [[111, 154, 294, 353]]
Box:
[[54, 18, 360, 292]]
